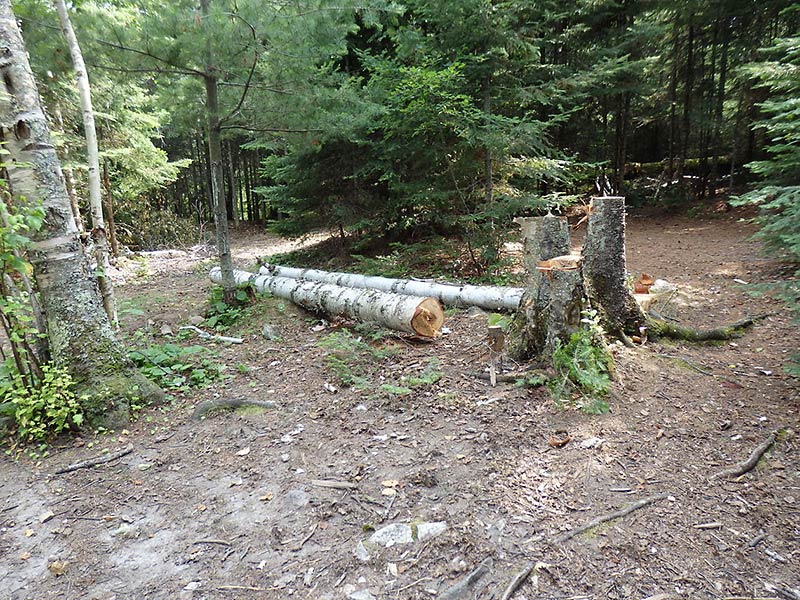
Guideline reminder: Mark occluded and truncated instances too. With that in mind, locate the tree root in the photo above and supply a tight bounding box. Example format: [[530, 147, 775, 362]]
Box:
[[192, 398, 278, 420], [554, 493, 668, 543], [710, 433, 776, 481], [646, 314, 768, 342]]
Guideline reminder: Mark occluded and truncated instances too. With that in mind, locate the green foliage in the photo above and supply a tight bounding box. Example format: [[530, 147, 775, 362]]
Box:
[[318, 330, 394, 388], [731, 36, 800, 375], [549, 310, 612, 414], [203, 285, 254, 331], [1, 364, 85, 442], [127, 343, 224, 390], [403, 358, 443, 387]]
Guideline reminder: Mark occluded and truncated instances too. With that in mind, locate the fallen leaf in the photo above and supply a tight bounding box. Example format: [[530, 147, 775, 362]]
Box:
[[39, 511, 54, 524], [381, 488, 397, 497], [48, 560, 68, 576], [19, 552, 31, 560], [236, 447, 251, 456], [24, 528, 35, 537], [548, 435, 571, 448], [259, 493, 274, 502], [381, 479, 400, 488]]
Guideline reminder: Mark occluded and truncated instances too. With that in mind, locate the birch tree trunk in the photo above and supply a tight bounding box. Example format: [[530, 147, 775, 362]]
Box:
[[212, 268, 444, 337], [258, 264, 524, 311], [0, 0, 162, 425], [53, 0, 117, 327]]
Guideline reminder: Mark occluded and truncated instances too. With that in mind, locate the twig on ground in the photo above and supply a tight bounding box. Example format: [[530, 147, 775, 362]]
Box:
[[499, 562, 552, 600], [310, 479, 358, 490], [554, 494, 668, 543], [764, 582, 800, 600], [439, 557, 493, 600], [394, 577, 433, 594], [290, 523, 318, 551], [709, 433, 776, 481], [657, 354, 714, 375], [54, 444, 134, 475], [192, 538, 232, 546], [747, 532, 767, 548], [179, 325, 244, 344], [217, 585, 266, 591]]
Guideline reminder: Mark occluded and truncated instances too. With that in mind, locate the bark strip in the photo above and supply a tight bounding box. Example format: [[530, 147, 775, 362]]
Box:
[[210, 268, 444, 337]]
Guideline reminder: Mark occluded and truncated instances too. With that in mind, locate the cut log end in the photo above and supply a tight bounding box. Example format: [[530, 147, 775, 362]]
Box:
[[412, 298, 445, 338]]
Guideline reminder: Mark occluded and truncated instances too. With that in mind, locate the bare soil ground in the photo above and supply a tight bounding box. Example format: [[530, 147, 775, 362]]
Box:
[[1, 211, 798, 600]]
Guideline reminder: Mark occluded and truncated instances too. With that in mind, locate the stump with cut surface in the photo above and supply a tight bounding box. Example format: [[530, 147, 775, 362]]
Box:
[[508, 215, 585, 360]]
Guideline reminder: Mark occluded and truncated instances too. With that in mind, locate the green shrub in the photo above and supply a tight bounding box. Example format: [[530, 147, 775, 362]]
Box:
[[0, 364, 85, 442], [128, 343, 224, 389], [548, 310, 612, 414]]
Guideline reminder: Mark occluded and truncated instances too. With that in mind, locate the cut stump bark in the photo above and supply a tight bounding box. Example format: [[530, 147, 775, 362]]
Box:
[[583, 196, 646, 336], [508, 216, 584, 360], [210, 268, 444, 338]]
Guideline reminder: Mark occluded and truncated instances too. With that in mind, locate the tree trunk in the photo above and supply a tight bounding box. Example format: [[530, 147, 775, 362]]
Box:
[[101, 160, 120, 257], [0, 0, 162, 425], [258, 264, 524, 311], [53, 0, 117, 327], [211, 268, 444, 338], [710, 18, 730, 194], [483, 75, 493, 205], [200, 0, 235, 303], [667, 16, 680, 180], [507, 215, 584, 360], [679, 19, 695, 176], [582, 196, 645, 336]]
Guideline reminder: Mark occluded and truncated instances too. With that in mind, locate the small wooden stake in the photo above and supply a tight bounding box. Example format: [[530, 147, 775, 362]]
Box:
[[487, 325, 505, 387]]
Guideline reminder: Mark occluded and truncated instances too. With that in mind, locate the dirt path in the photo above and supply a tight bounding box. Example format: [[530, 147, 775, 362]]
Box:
[[1, 214, 797, 600]]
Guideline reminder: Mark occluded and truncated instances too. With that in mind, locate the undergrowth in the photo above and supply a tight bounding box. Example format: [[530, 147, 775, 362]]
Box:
[[318, 330, 395, 388], [128, 343, 225, 390], [548, 310, 613, 414], [0, 363, 85, 443]]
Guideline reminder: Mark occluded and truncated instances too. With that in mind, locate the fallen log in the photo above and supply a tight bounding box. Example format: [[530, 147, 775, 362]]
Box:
[[210, 267, 444, 338], [258, 263, 524, 311]]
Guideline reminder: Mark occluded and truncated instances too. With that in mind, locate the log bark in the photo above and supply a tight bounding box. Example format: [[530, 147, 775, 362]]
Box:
[[582, 197, 645, 336], [211, 268, 444, 337], [507, 216, 584, 360], [258, 264, 524, 311], [0, 1, 162, 425]]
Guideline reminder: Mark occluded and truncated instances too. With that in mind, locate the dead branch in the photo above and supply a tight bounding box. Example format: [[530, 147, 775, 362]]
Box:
[[499, 562, 552, 600], [710, 433, 776, 481], [309, 479, 358, 490], [439, 557, 493, 600], [764, 582, 800, 600], [217, 585, 266, 591], [289, 523, 318, 551], [648, 314, 769, 342], [179, 325, 243, 344], [554, 494, 668, 543], [192, 539, 232, 546], [192, 398, 278, 420], [54, 444, 133, 475]]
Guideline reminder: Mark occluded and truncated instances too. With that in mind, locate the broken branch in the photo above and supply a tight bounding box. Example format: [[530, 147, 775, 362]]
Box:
[[179, 325, 243, 344], [710, 433, 776, 481], [54, 444, 133, 475], [554, 494, 668, 543]]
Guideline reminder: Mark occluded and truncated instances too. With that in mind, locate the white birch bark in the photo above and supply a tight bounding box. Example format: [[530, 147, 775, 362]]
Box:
[[211, 268, 444, 337], [53, 0, 117, 327], [258, 264, 524, 311], [0, 0, 161, 424]]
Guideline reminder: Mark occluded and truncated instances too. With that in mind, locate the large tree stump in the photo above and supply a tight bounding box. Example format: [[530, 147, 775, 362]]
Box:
[[508, 216, 585, 360], [582, 197, 645, 336]]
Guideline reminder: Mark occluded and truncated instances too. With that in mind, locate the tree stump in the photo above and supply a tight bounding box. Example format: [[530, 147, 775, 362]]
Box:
[[508, 215, 585, 360], [582, 197, 645, 336]]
